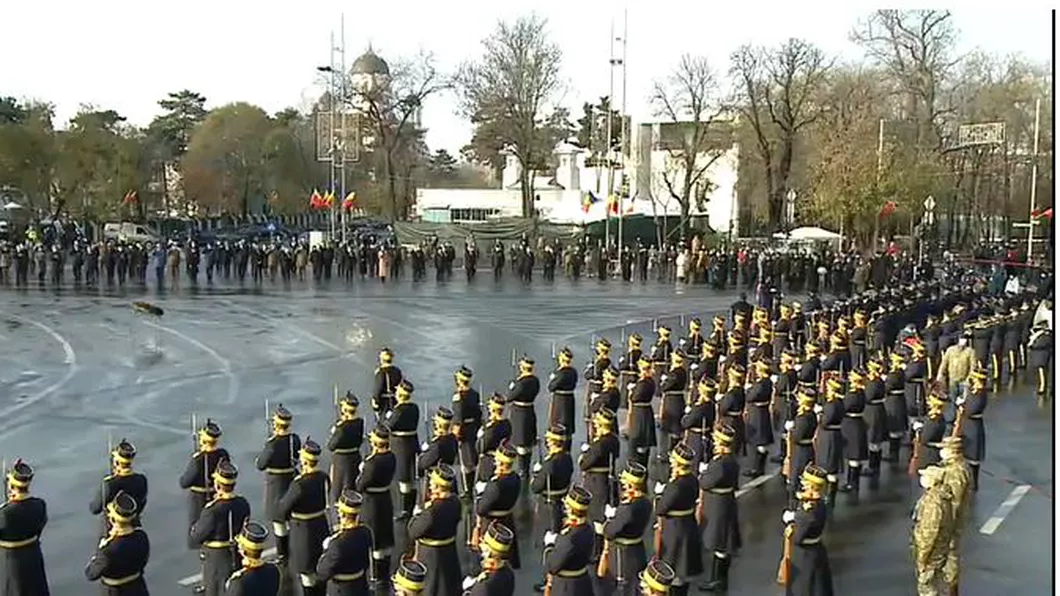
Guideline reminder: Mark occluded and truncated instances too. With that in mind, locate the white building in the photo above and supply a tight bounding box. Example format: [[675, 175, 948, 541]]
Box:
[[414, 118, 740, 233]]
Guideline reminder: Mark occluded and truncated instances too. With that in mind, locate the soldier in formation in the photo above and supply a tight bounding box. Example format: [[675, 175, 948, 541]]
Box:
[[461, 521, 515, 595], [407, 464, 463, 596], [276, 439, 331, 596], [188, 460, 250, 596], [255, 404, 301, 564], [599, 461, 651, 595], [531, 424, 573, 536], [505, 356, 541, 482], [326, 393, 365, 503], [547, 347, 579, 434], [451, 366, 482, 498], [357, 426, 396, 586], [84, 492, 149, 596], [388, 380, 421, 521], [314, 489, 372, 595], [541, 486, 595, 596], [91, 439, 148, 538], [1, 461, 50, 594]]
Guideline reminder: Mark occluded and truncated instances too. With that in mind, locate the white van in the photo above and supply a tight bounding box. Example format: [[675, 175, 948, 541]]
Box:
[[103, 222, 159, 243]]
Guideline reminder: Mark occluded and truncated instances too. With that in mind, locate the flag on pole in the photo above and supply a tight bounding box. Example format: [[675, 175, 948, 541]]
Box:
[[581, 191, 600, 213], [879, 200, 897, 218], [606, 194, 619, 215], [342, 192, 357, 211], [323, 190, 336, 207], [309, 189, 324, 209], [1032, 207, 1053, 220], [122, 190, 138, 205]]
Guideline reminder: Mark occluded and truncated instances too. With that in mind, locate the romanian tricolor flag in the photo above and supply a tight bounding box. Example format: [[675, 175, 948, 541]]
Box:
[[323, 190, 336, 207], [342, 192, 358, 211], [1032, 207, 1053, 220], [581, 191, 600, 213], [606, 194, 620, 215], [122, 190, 138, 205], [309, 189, 324, 209]]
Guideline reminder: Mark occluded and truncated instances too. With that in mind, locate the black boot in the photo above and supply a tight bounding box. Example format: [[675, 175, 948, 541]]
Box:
[[744, 451, 765, 477], [887, 438, 901, 463], [394, 491, 411, 521], [276, 534, 289, 563], [844, 466, 861, 498], [770, 435, 787, 464], [970, 463, 980, 491], [672, 584, 690, 596], [866, 450, 881, 477], [699, 555, 729, 592], [657, 434, 672, 462], [372, 556, 390, 587], [407, 489, 418, 517]]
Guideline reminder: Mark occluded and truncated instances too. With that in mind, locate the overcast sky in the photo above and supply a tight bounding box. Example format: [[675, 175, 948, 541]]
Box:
[[2, 2, 1053, 155]]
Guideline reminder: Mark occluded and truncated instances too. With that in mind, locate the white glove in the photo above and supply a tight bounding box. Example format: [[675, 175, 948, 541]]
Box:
[[782, 510, 795, 524], [955, 396, 966, 406], [476, 428, 484, 439], [684, 405, 692, 414], [420, 442, 429, 452], [475, 481, 487, 495], [580, 442, 590, 453], [462, 576, 476, 590], [543, 530, 558, 546], [549, 373, 555, 380], [661, 374, 669, 382], [698, 462, 709, 474], [719, 355, 727, 364], [627, 383, 636, 392], [912, 420, 924, 432], [358, 462, 364, 473], [385, 411, 393, 420], [771, 374, 779, 383], [413, 504, 423, 516], [322, 535, 333, 550], [508, 382, 515, 390], [813, 404, 823, 414], [784, 420, 794, 431], [604, 504, 617, 519], [653, 481, 665, 495], [533, 462, 543, 473]]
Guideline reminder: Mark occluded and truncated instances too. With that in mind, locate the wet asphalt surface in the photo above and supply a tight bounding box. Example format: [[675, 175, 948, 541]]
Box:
[[0, 274, 1051, 595]]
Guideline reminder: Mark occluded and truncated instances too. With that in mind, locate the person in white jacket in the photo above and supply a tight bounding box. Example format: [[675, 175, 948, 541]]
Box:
[[676, 249, 689, 283]]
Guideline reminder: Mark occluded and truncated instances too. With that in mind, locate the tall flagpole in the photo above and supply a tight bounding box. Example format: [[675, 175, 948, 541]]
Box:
[[339, 14, 348, 243], [617, 9, 628, 250], [605, 18, 615, 250], [1027, 97, 1041, 259]]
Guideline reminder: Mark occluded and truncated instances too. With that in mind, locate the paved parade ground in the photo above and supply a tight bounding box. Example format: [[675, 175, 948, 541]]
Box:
[[0, 278, 1052, 595]]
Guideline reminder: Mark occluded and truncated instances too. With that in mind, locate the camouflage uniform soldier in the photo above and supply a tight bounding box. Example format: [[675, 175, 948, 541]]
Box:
[[938, 436, 972, 596], [912, 466, 956, 596]]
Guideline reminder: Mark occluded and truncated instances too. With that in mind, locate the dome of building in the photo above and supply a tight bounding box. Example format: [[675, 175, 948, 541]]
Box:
[[351, 48, 390, 77]]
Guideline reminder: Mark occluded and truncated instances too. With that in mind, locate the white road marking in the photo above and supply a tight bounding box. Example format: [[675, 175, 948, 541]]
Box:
[[178, 547, 276, 586], [143, 321, 240, 405], [979, 484, 1031, 535], [0, 312, 78, 419]]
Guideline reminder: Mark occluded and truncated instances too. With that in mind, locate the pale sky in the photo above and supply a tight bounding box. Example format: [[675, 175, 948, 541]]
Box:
[[2, 2, 1054, 155]]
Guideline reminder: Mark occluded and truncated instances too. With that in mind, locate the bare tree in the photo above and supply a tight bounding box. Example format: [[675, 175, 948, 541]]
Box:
[[351, 51, 450, 221], [730, 39, 830, 231], [457, 14, 569, 217], [851, 10, 960, 151], [651, 54, 729, 228]]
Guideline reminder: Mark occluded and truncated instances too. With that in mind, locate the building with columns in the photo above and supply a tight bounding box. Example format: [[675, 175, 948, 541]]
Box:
[[415, 118, 740, 233]]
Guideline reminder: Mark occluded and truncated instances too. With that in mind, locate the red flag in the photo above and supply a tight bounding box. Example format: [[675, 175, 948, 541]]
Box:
[[607, 195, 619, 215], [1032, 207, 1053, 220], [123, 190, 138, 205], [309, 189, 323, 209], [342, 192, 357, 211], [879, 201, 897, 218]]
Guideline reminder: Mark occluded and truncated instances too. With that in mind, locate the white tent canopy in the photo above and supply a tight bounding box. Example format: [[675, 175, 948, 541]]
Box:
[[780, 226, 842, 241]]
